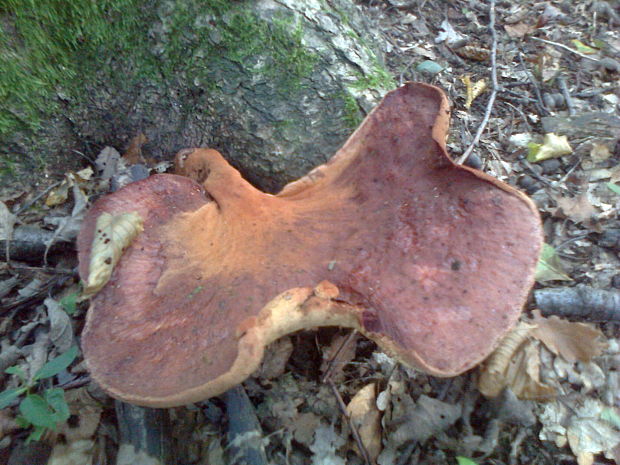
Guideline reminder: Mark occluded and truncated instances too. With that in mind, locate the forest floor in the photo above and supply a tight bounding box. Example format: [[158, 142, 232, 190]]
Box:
[[0, 1, 619, 464]]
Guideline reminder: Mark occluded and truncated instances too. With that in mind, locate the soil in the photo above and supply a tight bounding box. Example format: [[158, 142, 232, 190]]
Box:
[[0, 1, 619, 465]]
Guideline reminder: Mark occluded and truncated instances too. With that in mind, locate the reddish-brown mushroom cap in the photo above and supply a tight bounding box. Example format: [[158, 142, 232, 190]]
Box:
[[78, 83, 543, 407]]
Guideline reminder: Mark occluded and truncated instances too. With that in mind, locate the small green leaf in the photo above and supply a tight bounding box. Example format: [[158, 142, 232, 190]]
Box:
[[19, 394, 57, 429], [5, 365, 27, 382], [44, 388, 70, 423], [0, 387, 27, 409], [59, 292, 79, 315], [33, 345, 78, 381], [535, 243, 572, 283], [607, 182, 620, 195], [456, 457, 479, 465], [26, 425, 47, 443]]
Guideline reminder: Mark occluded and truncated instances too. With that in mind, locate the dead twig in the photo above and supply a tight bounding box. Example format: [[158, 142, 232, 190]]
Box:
[[517, 53, 549, 116], [14, 181, 62, 215], [320, 330, 358, 383], [457, 0, 498, 165], [320, 330, 372, 463], [326, 379, 373, 465], [557, 75, 576, 116], [529, 37, 600, 63]]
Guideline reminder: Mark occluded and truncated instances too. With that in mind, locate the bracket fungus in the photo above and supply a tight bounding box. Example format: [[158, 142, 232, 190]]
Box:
[[78, 83, 543, 407]]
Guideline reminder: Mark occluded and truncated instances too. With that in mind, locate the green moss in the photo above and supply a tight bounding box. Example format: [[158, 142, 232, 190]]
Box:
[[0, 0, 318, 144], [0, 0, 157, 138], [0, 154, 18, 177], [350, 66, 395, 92], [202, 4, 318, 91], [341, 92, 363, 129]]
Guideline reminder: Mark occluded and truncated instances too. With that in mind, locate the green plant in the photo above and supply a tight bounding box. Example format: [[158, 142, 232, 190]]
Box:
[[456, 457, 479, 465], [0, 345, 78, 441], [59, 291, 80, 315]]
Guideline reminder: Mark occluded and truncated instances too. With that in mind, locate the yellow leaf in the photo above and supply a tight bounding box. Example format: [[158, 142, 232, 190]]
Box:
[[527, 133, 572, 162], [460, 75, 487, 109], [82, 212, 144, 298], [46, 180, 71, 207], [570, 39, 597, 54]]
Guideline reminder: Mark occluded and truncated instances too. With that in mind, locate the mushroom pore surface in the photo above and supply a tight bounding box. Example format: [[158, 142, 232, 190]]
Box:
[[78, 83, 543, 407]]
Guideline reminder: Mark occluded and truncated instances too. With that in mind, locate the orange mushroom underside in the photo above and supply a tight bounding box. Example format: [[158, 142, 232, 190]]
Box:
[[78, 83, 543, 407]]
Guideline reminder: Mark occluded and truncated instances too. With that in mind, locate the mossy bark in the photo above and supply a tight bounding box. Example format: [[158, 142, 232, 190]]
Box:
[[1, 0, 394, 193]]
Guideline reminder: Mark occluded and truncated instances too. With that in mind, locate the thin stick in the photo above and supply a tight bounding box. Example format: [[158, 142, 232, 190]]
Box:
[[529, 37, 600, 62], [557, 75, 576, 116], [15, 181, 62, 215], [517, 52, 549, 116], [327, 379, 373, 465], [321, 330, 358, 383], [457, 0, 498, 165]]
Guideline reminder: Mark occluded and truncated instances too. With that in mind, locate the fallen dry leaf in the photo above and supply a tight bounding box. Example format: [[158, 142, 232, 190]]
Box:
[[254, 336, 293, 380], [45, 178, 71, 207], [504, 22, 536, 38], [480, 311, 609, 400], [346, 383, 382, 461], [310, 422, 346, 465], [44, 180, 89, 243], [589, 143, 612, 162], [82, 211, 144, 298], [59, 388, 102, 441], [122, 132, 148, 164], [44, 297, 75, 353], [479, 322, 556, 399], [320, 332, 359, 382], [435, 19, 467, 46], [391, 395, 461, 444], [540, 398, 620, 465], [553, 191, 598, 224], [455, 44, 490, 61], [531, 310, 606, 363], [461, 75, 487, 109], [291, 412, 322, 446], [47, 440, 95, 465], [95, 146, 124, 181]]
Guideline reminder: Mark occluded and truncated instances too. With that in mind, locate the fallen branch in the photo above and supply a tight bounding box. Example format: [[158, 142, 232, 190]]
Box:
[[224, 385, 268, 465], [534, 285, 620, 322], [115, 401, 174, 465], [1, 225, 71, 263], [457, 0, 498, 165]]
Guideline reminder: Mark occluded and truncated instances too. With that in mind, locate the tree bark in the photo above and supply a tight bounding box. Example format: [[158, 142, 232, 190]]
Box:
[[2, 0, 392, 194]]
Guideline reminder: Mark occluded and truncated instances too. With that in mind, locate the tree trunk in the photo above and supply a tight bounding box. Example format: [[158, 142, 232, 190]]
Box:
[[1, 0, 393, 194]]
